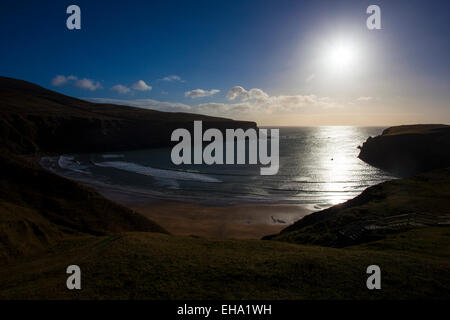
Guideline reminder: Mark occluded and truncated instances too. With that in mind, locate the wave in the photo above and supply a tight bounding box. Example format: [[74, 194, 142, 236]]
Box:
[[93, 161, 221, 183], [58, 155, 90, 174]]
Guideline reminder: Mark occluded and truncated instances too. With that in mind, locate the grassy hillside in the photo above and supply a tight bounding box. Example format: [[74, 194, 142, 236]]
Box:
[[0, 152, 167, 264], [0, 76, 256, 154], [264, 167, 450, 247], [0, 227, 449, 299]]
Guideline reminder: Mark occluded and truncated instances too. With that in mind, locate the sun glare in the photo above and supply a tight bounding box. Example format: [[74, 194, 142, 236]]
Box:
[[324, 40, 358, 73]]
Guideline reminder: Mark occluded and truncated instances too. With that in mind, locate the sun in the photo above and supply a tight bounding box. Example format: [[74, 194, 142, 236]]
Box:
[[324, 40, 358, 73]]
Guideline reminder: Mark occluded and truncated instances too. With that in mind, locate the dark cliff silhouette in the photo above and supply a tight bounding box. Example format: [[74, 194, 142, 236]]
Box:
[[358, 124, 450, 176], [0, 76, 256, 154]]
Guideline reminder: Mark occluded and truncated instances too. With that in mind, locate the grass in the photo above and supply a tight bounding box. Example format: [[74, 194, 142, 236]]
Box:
[[0, 152, 167, 263], [381, 124, 449, 136], [0, 227, 449, 300]]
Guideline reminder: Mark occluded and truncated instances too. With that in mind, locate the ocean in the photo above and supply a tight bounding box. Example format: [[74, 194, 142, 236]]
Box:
[[40, 126, 395, 210]]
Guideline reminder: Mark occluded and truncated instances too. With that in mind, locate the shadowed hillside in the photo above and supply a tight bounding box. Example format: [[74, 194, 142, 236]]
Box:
[[0, 76, 256, 154], [0, 152, 167, 264], [1, 227, 449, 299], [264, 167, 450, 247]]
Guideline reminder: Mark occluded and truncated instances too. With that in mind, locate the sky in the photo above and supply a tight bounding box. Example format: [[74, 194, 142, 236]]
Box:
[[1, 0, 449, 126]]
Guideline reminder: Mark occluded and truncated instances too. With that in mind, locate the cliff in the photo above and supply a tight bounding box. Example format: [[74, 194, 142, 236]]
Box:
[[358, 124, 450, 176], [0, 76, 256, 154]]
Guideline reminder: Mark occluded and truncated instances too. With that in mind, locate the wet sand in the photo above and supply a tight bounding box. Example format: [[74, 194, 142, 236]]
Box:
[[84, 181, 312, 239], [131, 201, 312, 239]]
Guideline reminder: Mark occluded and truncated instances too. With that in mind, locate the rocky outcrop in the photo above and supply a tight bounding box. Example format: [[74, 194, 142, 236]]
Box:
[[358, 124, 450, 176]]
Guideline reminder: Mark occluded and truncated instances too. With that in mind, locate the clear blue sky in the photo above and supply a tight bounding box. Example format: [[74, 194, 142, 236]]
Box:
[[1, 0, 449, 125]]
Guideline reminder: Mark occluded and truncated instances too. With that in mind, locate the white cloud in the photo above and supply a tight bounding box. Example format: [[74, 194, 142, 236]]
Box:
[[51, 75, 77, 86], [75, 78, 103, 91], [131, 80, 152, 91], [306, 74, 315, 82], [111, 84, 131, 94], [226, 86, 249, 100], [357, 96, 374, 101], [226, 86, 269, 101], [88, 86, 340, 119], [162, 75, 184, 82], [185, 89, 220, 98], [52, 75, 102, 91]]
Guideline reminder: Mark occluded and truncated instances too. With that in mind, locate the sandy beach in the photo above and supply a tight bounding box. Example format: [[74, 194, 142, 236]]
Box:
[[78, 181, 312, 239], [131, 202, 312, 239]]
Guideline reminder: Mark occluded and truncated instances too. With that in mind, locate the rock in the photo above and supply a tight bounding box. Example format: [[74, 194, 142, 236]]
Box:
[[358, 124, 450, 176]]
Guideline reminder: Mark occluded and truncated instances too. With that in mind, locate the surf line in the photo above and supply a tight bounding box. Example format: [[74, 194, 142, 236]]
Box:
[[170, 121, 279, 175]]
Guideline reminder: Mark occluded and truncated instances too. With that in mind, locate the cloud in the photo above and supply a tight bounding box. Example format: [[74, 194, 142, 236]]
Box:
[[131, 80, 152, 91], [226, 86, 269, 101], [51, 75, 77, 86], [52, 75, 103, 91], [185, 89, 220, 98], [75, 78, 103, 91], [88, 86, 340, 119], [162, 75, 184, 82], [226, 86, 249, 100], [111, 84, 131, 94], [357, 96, 374, 101]]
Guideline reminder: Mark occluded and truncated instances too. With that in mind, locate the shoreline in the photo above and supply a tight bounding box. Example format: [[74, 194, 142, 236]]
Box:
[[131, 201, 312, 239], [39, 156, 314, 239], [85, 180, 312, 239]]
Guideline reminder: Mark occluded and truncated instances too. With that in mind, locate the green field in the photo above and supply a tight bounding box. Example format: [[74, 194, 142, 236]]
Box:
[[1, 226, 449, 300]]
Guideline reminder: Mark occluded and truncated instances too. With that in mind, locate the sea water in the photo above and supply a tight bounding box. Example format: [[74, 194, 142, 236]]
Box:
[[40, 127, 395, 209]]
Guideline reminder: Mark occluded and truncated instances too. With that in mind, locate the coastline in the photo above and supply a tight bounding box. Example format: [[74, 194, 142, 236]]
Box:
[[131, 201, 312, 239], [40, 156, 313, 239], [92, 181, 312, 239]]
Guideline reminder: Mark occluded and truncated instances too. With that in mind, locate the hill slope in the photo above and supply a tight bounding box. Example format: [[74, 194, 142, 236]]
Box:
[[264, 167, 450, 247], [0, 76, 256, 154], [0, 228, 449, 299], [0, 152, 167, 264]]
